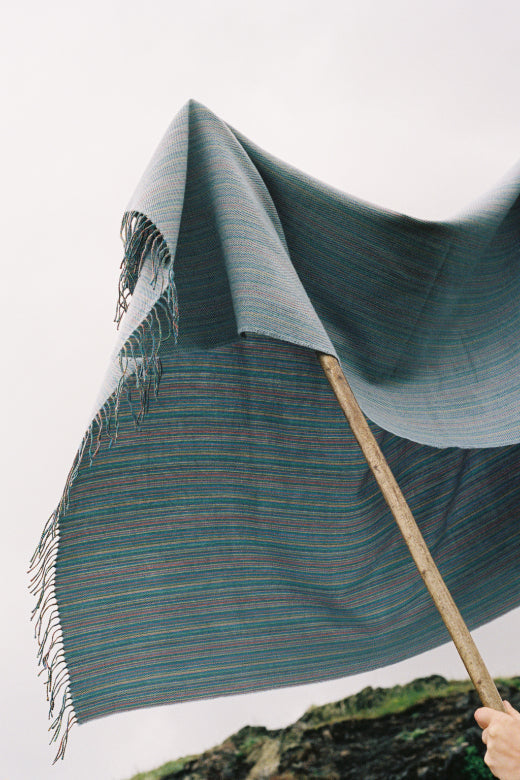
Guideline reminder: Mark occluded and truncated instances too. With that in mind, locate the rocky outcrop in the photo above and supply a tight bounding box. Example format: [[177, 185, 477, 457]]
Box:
[[129, 676, 520, 779]]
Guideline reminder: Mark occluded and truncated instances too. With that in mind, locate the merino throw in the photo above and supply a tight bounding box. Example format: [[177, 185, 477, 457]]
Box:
[[31, 100, 520, 758]]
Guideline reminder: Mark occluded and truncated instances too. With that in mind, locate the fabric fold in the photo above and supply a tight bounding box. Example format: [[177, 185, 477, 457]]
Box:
[[106, 98, 520, 447]]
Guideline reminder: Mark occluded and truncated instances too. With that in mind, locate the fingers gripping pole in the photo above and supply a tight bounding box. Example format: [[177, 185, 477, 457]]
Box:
[[318, 352, 504, 711]]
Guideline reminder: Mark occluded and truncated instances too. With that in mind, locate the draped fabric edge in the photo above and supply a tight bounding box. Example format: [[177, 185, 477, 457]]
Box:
[[29, 214, 179, 760]]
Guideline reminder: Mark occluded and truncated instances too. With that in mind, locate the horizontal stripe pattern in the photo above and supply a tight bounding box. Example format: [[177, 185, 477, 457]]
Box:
[[56, 337, 520, 722]]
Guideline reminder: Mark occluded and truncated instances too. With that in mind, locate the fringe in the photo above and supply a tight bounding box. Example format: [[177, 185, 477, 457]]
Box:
[[30, 212, 178, 761], [116, 211, 173, 326]]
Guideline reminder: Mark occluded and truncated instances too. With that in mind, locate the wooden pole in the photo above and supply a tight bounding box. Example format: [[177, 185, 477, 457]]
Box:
[[318, 352, 504, 711]]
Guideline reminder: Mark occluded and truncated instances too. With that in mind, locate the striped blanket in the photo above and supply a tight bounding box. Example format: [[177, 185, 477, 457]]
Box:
[[31, 100, 520, 758]]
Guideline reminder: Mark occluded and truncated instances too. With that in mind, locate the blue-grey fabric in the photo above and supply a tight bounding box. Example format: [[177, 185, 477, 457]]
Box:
[[32, 100, 520, 758], [97, 99, 520, 448]]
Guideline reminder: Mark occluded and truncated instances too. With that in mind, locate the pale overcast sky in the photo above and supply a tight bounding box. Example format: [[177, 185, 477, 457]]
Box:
[[2, 1, 520, 778]]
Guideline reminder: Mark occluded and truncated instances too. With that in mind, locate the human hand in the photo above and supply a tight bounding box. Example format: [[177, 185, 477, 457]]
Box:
[[475, 701, 520, 779]]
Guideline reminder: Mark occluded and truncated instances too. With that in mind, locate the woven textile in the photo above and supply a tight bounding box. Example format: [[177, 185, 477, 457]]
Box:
[[31, 100, 520, 758]]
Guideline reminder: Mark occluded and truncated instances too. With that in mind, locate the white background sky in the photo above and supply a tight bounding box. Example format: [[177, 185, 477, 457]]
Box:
[[1, 1, 520, 778]]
